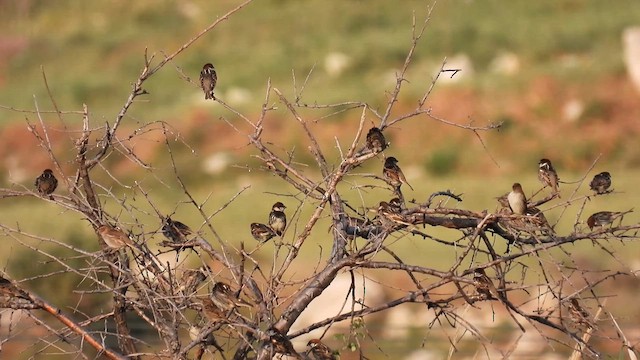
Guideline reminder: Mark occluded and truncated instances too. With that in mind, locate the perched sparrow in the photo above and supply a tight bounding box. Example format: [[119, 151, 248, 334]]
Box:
[[567, 298, 592, 328], [473, 268, 499, 300], [162, 217, 193, 243], [199, 63, 217, 100], [307, 338, 338, 360], [388, 197, 404, 212], [266, 327, 301, 358], [538, 159, 560, 195], [507, 183, 527, 215], [589, 171, 612, 195], [250, 222, 277, 242], [200, 297, 226, 323], [210, 281, 251, 311], [341, 216, 369, 240], [97, 225, 134, 249], [365, 127, 387, 153], [525, 207, 551, 228], [35, 169, 58, 198], [587, 211, 626, 230], [188, 325, 216, 345], [383, 156, 413, 191], [179, 267, 208, 296], [268, 202, 287, 236], [375, 201, 408, 229]]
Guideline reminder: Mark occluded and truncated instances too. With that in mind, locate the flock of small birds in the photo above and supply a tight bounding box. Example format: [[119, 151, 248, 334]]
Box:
[[26, 64, 626, 357]]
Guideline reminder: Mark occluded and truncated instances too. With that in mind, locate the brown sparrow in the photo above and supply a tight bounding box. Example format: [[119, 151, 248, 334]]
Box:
[[35, 169, 58, 198], [162, 217, 193, 243], [383, 156, 413, 190], [250, 222, 277, 242], [178, 267, 208, 296], [587, 211, 626, 230], [200, 297, 226, 323], [200, 63, 217, 100], [307, 338, 338, 359], [210, 281, 251, 311], [268, 202, 287, 236], [266, 327, 301, 358], [538, 158, 560, 196], [473, 268, 499, 300], [567, 298, 592, 328], [507, 183, 527, 215], [365, 127, 387, 153], [589, 171, 611, 195], [97, 225, 134, 249]]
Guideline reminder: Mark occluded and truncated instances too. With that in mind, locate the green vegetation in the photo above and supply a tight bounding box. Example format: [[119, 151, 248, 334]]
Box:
[[1, 0, 639, 122]]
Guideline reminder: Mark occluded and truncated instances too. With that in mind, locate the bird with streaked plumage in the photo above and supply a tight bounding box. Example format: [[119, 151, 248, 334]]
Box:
[[199, 63, 217, 100], [250, 222, 277, 242], [538, 158, 560, 196], [268, 202, 287, 236], [383, 156, 413, 191], [35, 169, 58, 199], [365, 127, 387, 153], [589, 171, 612, 195]]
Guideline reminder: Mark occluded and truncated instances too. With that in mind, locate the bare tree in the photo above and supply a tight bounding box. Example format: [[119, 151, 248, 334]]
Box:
[[0, 3, 638, 360]]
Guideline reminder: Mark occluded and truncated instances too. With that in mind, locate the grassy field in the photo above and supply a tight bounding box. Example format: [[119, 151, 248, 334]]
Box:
[[1, 0, 639, 122]]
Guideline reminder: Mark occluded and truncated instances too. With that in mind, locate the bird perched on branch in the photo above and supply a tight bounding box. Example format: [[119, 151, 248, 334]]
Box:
[[98, 225, 134, 250], [538, 158, 560, 196], [35, 169, 58, 199], [200, 297, 226, 323], [199, 63, 217, 100], [365, 127, 387, 153], [162, 217, 194, 243], [383, 156, 413, 191], [473, 268, 500, 300], [567, 298, 593, 329], [250, 222, 277, 242], [586, 211, 628, 230], [178, 266, 208, 296], [268, 202, 287, 236], [589, 171, 612, 195], [266, 327, 301, 359], [507, 183, 527, 215], [210, 281, 251, 312], [307, 339, 338, 360]]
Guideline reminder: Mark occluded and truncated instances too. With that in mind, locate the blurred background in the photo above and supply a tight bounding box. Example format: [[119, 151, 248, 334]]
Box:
[[1, 0, 640, 358]]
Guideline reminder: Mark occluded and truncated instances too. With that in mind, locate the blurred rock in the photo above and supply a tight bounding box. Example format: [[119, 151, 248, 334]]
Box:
[[489, 51, 520, 76], [562, 98, 584, 123], [324, 52, 351, 77], [202, 152, 231, 175], [404, 349, 440, 360], [291, 272, 385, 342], [623, 26, 640, 94], [224, 87, 253, 106], [438, 54, 474, 84]]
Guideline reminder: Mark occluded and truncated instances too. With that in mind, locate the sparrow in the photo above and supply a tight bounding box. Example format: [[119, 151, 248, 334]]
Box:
[[589, 171, 611, 195], [375, 201, 409, 230], [383, 156, 413, 191], [199, 63, 217, 100], [567, 298, 592, 328], [268, 202, 287, 236], [250, 222, 277, 242], [97, 225, 134, 249], [365, 127, 387, 153], [162, 217, 194, 243], [586, 211, 626, 230], [265, 327, 301, 359], [200, 297, 226, 323], [210, 281, 251, 311], [507, 183, 527, 215], [388, 197, 404, 212], [307, 339, 338, 360], [178, 267, 208, 296], [35, 169, 58, 198], [473, 268, 499, 300], [538, 158, 560, 195]]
